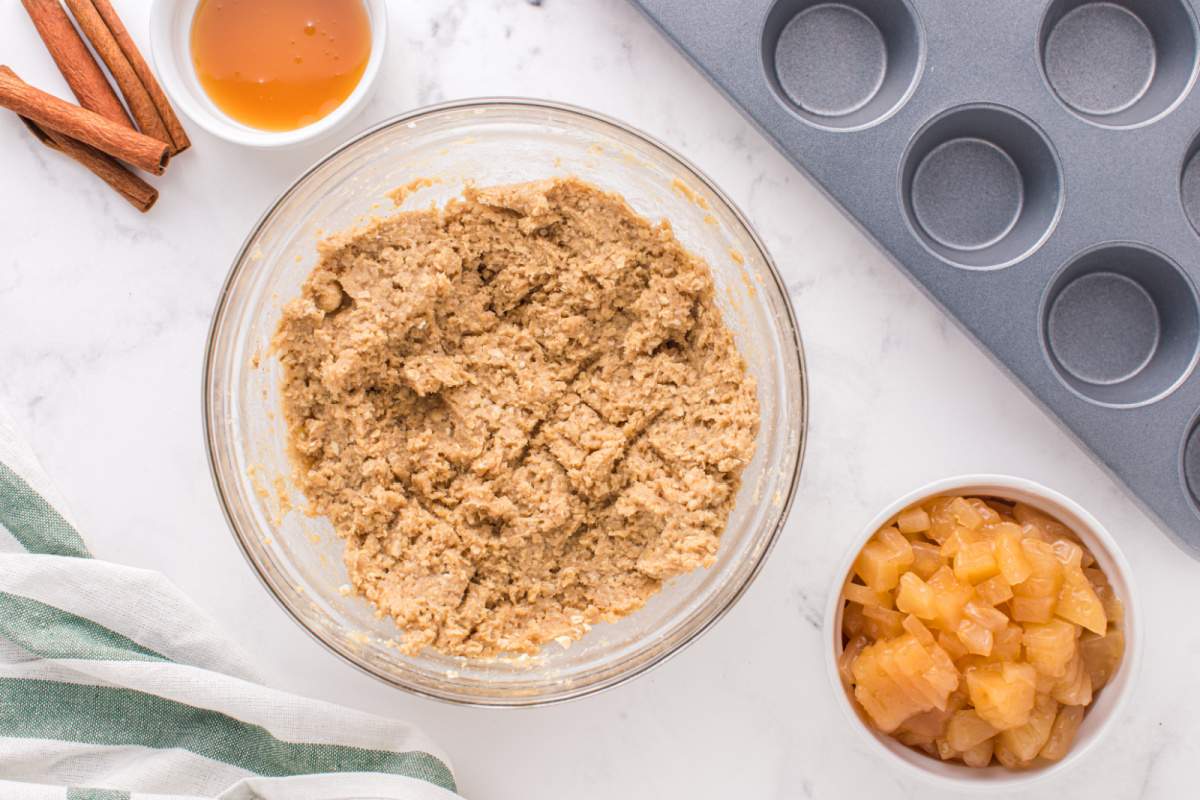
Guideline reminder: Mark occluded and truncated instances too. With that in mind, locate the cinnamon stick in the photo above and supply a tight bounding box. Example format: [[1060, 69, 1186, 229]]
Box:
[[4, 66, 156, 211], [89, 0, 190, 154], [62, 0, 170, 148], [0, 66, 169, 174], [64, 0, 189, 155], [20, 115, 158, 212], [19, 0, 132, 128]]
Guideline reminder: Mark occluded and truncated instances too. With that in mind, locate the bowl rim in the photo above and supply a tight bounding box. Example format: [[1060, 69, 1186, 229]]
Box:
[[202, 97, 810, 706], [149, 0, 389, 148], [822, 474, 1142, 790]]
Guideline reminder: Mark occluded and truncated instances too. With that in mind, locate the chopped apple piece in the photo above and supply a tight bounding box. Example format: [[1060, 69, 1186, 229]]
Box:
[[1079, 546, 1096, 569], [998, 693, 1057, 761], [1016, 539, 1064, 598], [897, 505, 931, 535], [1080, 629, 1124, 690], [961, 738, 994, 768], [862, 604, 905, 639], [994, 523, 1032, 585], [956, 618, 994, 657], [967, 498, 1002, 526], [1039, 704, 1085, 762], [1010, 595, 1056, 624], [949, 496, 983, 530], [854, 526, 914, 592], [896, 572, 937, 619], [1023, 619, 1077, 679], [955, 654, 989, 674], [881, 640, 942, 710], [852, 653, 920, 732], [974, 575, 1013, 606], [895, 729, 930, 748], [1051, 538, 1083, 569], [938, 629, 969, 661], [993, 736, 1024, 769], [955, 540, 1000, 585], [991, 624, 1024, 662], [853, 682, 915, 734], [935, 737, 957, 761], [842, 601, 865, 638], [909, 642, 954, 702], [986, 498, 1016, 518], [910, 541, 944, 580], [843, 581, 893, 609], [899, 706, 951, 740], [1015, 574, 1061, 599], [1022, 523, 1053, 544], [964, 600, 1008, 632], [838, 635, 869, 686], [927, 566, 973, 630], [939, 526, 979, 559], [852, 634, 958, 732], [1052, 653, 1093, 706], [927, 497, 958, 544], [1014, 503, 1073, 540], [903, 614, 935, 647], [966, 662, 1037, 730], [1084, 567, 1125, 626], [947, 709, 998, 751], [1056, 566, 1107, 635]]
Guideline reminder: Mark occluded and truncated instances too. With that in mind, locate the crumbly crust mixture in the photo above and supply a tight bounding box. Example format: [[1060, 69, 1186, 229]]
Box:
[[274, 178, 758, 657]]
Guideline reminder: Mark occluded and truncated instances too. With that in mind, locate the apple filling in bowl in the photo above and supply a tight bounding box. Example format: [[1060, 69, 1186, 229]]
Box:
[[837, 496, 1125, 769]]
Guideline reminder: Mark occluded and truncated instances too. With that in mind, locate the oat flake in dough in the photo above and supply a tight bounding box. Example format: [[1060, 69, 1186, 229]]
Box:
[[274, 178, 759, 658]]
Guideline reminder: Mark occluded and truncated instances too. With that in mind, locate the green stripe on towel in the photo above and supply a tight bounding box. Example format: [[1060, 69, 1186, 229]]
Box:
[[67, 789, 131, 800], [0, 462, 90, 558], [0, 592, 167, 663], [0, 679, 457, 792]]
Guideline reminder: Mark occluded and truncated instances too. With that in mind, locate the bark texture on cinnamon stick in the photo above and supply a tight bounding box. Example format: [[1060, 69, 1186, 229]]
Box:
[[4, 67, 156, 211], [0, 66, 169, 174], [21, 116, 158, 212], [64, 0, 190, 155], [19, 0, 133, 128], [63, 0, 171, 147], [90, 0, 190, 154]]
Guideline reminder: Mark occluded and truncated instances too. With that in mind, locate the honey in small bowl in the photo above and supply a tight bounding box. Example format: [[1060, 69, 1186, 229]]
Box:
[[190, 0, 371, 132]]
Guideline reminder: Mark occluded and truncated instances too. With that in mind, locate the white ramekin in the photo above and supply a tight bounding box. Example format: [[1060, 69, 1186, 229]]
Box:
[[824, 475, 1141, 791], [148, 0, 387, 148]]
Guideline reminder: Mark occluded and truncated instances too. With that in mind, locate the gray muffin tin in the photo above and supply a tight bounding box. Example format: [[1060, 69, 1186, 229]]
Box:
[[631, 0, 1200, 557]]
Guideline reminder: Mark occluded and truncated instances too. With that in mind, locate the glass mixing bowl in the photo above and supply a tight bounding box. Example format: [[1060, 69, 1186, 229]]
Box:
[[204, 99, 807, 705]]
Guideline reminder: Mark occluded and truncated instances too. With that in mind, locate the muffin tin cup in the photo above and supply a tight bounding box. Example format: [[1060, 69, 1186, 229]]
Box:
[[1040, 243, 1200, 408], [1039, 0, 1200, 129], [901, 105, 1063, 269], [824, 475, 1142, 789], [1181, 131, 1200, 235], [634, 0, 1200, 555], [1178, 406, 1200, 516], [762, 0, 924, 131]]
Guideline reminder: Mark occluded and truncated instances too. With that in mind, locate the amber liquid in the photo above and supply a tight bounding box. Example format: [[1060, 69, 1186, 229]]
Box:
[[190, 0, 371, 132]]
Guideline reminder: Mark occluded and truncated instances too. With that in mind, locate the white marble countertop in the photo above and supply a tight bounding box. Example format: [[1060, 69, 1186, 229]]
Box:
[[1, 1, 1195, 797]]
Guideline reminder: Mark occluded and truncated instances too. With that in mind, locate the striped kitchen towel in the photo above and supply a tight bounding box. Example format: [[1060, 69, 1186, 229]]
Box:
[[0, 404, 459, 800]]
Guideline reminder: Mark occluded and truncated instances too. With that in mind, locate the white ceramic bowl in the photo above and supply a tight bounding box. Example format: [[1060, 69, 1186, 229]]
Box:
[[148, 0, 387, 147], [824, 475, 1141, 791]]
